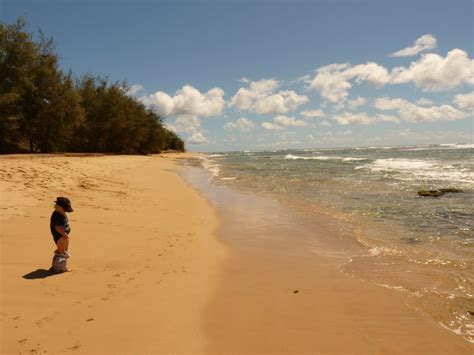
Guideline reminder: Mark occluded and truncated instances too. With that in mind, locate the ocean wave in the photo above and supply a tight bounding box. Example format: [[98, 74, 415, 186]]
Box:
[[369, 246, 402, 256], [355, 158, 474, 184], [201, 158, 220, 177], [285, 154, 366, 161], [439, 143, 474, 149], [342, 157, 367, 161]]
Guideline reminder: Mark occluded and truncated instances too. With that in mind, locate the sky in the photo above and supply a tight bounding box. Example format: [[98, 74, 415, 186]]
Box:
[[2, 0, 473, 152]]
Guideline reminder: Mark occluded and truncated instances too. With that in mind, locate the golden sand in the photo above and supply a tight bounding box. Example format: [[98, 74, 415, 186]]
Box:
[[0, 154, 227, 354]]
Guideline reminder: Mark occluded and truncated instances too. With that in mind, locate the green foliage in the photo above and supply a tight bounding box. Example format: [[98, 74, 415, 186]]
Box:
[[0, 18, 185, 154]]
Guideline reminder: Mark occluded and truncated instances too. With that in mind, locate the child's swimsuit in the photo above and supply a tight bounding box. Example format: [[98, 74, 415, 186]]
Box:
[[50, 211, 71, 243]]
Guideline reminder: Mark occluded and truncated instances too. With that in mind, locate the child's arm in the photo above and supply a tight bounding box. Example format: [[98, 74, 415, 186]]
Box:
[[55, 226, 69, 238]]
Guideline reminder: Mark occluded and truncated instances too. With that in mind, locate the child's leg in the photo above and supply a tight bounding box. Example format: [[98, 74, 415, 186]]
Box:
[[56, 237, 68, 254]]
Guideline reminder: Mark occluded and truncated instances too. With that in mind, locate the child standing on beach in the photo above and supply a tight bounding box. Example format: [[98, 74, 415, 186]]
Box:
[[50, 197, 73, 260]]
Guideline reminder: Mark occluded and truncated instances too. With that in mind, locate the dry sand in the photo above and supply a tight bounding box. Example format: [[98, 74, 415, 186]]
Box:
[[1, 154, 472, 354], [1, 154, 228, 354]]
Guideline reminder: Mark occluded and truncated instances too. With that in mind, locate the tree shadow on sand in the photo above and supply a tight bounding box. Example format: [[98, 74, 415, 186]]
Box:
[[22, 268, 59, 279]]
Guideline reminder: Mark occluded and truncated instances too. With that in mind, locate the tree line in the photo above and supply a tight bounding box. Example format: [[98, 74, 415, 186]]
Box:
[[0, 18, 185, 154]]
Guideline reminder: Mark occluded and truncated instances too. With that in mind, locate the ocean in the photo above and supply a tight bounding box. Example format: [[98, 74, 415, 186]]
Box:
[[197, 143, 474, 342]]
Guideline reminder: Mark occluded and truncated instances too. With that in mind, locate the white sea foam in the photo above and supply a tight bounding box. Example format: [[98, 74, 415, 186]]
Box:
[[342, 157, 367, 161], [439, 143, 474, 149], [285, 154, 366, 161], [369, 246, 402, 256], [207, 154, 224, 157], [220, 177, 236, 180], [201, 158, 220, 177], [356, 158, 474, 184]]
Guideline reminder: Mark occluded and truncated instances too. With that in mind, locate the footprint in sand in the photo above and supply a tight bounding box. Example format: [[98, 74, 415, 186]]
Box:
[[35, 316, 52, 328]]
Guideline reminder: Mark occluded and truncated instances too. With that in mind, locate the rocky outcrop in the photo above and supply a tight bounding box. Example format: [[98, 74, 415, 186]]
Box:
[[418, 188, 463, 197]]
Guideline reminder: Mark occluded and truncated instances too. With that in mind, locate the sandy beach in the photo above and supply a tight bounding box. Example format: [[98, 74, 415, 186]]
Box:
[[1, 154, 472, 354], [0, 154, 228, 354]]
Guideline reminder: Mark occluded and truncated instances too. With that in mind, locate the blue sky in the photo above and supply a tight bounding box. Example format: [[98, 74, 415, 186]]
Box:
[[2, 0, 473, 151]]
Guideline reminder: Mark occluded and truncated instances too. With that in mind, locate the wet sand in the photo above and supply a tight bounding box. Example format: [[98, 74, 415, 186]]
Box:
[[182, 163, 474, 354]]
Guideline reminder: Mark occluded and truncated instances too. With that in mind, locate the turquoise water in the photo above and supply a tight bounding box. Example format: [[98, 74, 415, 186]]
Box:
[[199, 143, 474, 342]]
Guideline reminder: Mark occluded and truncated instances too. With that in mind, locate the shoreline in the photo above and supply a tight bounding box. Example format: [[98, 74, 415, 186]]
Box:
[[1, 154, 472, 354], [180, 159, 474, 353]]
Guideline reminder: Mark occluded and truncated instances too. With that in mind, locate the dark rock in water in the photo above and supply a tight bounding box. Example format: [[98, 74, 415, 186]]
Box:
[[439, 188, 463, 193], [418, 188, 463, 197], [418, 190, 445, 197]]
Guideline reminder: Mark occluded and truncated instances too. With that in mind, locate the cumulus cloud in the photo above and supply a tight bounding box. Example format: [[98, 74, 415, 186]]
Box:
[[274, 115, 308, 127], [167, 115, 201, 134], [308, 47, 474, 102], [391, 34, 437, 57], [230, 79, 308, 114], [374, 97, 468, 122], [454, 92, 474, 112], [126, 84, 145, 97], [378, 114, 400, 123], [187, 132, 208, 145], [333, 112, 377, 125], [391, 49, 474, 91], [261, 115, 308, 130], [224, 117, 256, 131], [261, 122, 284, 131], [347, 96, 367, 110], [308, 62, 390, 102], [300, 109, 325, 119], [140, 85, 225, 118], [415, 98, 434, 106]]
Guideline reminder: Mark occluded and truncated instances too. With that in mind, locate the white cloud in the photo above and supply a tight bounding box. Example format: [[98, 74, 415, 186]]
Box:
[[454, 92, 474, 112], [231, 79, 308, 114], [333, 112, 377, 125], [126, 84, 145, 97], [167, 115, 201, 134], [415, 98, 434, 106], [224, 117, 256, 131], [187, 132, 208, 145], [140, 85, 225, 118], [274, 115, 308, 127], [301, 109, 325, 119], [347, 96, 367, 110], [308, 62, 390, 103], [391, 49, 474, 91], [261, 115, 308, 130], [391, 34, 437, 57], [378, 114, 400, 123], [374, 97, 468, 122], [319, 120, 332, 127], [261, 122, 284, 131], [308, 48, 474, 103]]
